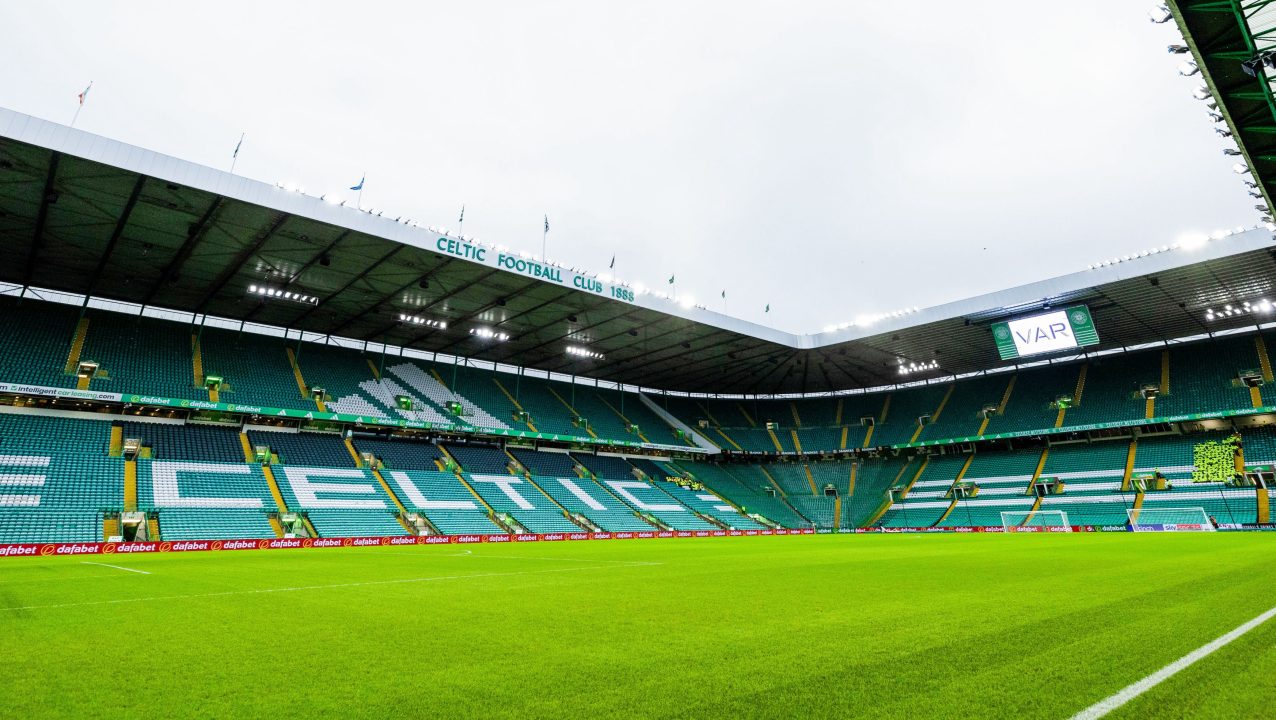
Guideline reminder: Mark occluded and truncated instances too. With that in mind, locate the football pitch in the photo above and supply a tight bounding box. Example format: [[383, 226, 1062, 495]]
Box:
[[2, 534, 1273, 719]]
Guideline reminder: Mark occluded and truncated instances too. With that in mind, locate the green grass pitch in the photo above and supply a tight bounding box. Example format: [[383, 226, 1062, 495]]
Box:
[[2, 534, 1274, 718]]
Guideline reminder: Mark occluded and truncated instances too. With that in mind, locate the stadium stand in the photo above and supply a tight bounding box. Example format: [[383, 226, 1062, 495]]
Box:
[[271, 465, 407, 537], [508, 447, 578, 476], [352, 436, 444, 471], [985, 364, 1078, 435], [382, 469, 506, 534], [296, 343, 391, 417], [80, 311, 205, 401], [200, 328, 310, 410], [136, 460, 277, 540], [248, 430, 351, 467], [866, 385, 949, 447], [0, 297, 81, 389], [532, 474, 657, 531], [1061, 351, 1160, 427], [448, 444, 517, 474], [120, 421, 244, 463], [0, 414, 121, 542], [465, 473, 583, 533], [917, 375, 1005, 442], [1156, 336, 1259, 417], [676, 460, 809, 528]]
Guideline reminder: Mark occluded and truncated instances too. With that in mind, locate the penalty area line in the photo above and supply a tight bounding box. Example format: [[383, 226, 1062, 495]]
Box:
[[80, 561, 151, 575], [1069, 604, 1276, 720]]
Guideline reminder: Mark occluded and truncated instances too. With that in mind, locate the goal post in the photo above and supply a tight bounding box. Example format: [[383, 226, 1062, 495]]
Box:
[[1000, 509, 1071, 532], [1127, 506, 1215, 532]]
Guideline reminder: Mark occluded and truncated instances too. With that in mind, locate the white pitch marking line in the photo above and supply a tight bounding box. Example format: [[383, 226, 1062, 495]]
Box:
[[1069, 604, 1276, 720], [9, 564, 625, 612], [80, 561, 151, 575]]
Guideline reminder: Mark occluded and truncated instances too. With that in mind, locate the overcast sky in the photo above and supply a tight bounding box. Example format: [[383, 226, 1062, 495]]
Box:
[[0, 1, 1257, 333]]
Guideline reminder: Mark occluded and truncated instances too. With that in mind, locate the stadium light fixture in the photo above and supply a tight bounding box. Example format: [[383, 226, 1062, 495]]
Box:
[[1233, 163, 1250, 174], [1192, 85, 1212, 101], [469, 327, 509, 341], [247, 285, 318, 305], [1178, 61, 1199, 76], [1167, 44, 1189, 54], [898, 359, 940, 376], [565, 345, 604, 360], [1223, 148, 1242, 156], [397, 313, 446, 329], [1148, 5, 1171, 23]]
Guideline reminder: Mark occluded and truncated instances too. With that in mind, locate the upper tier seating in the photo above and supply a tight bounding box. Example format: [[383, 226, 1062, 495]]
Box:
[[0, 296, 80, 389], [985, 364, 1078, 435], [1063, 351, 1160, 427], [871, 385, 950, 447], [1156, 336, 1259, 417], [296, 343, 390, 417], [919, 376, 1006, 442], [386, 362, 503, 429], [81, 311, 204, 401], [200, 327, 309, 410]]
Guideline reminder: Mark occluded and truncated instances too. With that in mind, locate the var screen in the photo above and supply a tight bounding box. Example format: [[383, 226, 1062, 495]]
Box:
[[992, 306, 1098, 360]]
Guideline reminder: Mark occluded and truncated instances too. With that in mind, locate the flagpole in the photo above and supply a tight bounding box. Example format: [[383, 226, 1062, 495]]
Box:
[[542, 215, 548, 261], [458, 205, 465, 236], [357, 171, 365, 211], [70, 81, 92, 129], [230, 133, 245, 174]]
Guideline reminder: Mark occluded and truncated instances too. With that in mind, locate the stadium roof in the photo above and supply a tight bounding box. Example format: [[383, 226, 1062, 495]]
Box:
[[1, 107, 1274, 395], [1169, 0, 1276, 220]]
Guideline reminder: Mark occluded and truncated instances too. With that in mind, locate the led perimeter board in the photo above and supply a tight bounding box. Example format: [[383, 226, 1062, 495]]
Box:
[[992, 306, 1098, 360]]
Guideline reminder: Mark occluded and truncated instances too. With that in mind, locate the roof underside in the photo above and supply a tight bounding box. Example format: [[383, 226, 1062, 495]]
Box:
[[1, 110, 1274, 395]]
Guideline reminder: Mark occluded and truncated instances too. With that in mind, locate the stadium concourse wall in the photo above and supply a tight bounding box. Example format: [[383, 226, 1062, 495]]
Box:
[[0, 528, 818, 560]]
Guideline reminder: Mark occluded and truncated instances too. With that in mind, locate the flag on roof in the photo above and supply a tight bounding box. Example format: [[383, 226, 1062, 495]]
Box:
[[609, 254, 615, 269], [668, 274, 675, 284], [544, 215, 550, 233], [350, 174, 365, 191], [78, 81, 93, 105], [232, 133, 244, 159], [765, 303, 771, 313], [458, 205, 465, 223]]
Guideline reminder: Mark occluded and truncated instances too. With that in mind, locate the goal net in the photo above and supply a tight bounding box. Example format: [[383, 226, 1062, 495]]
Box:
[[1001, 510, 1071, 532], [1127, 507, 1215, 532]]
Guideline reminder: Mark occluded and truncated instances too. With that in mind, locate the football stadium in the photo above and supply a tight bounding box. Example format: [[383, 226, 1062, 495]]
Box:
[[3, 3, 1276, 719]]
